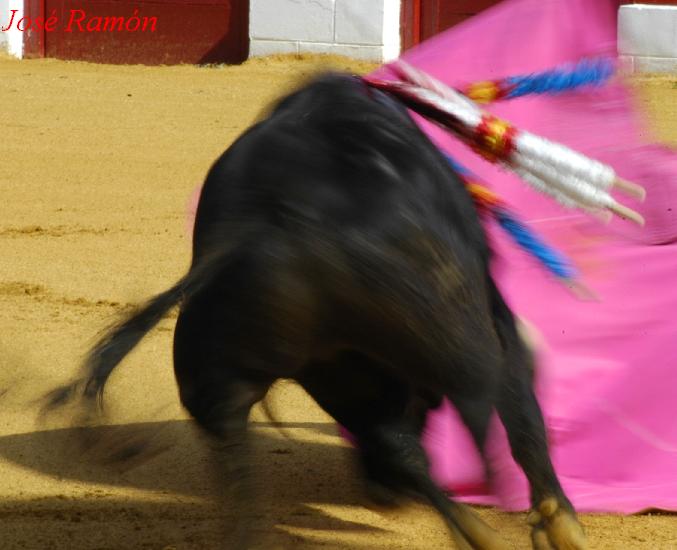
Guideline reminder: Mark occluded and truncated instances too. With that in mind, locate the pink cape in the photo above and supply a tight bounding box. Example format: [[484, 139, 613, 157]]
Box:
[[370, 0, 677, 513]]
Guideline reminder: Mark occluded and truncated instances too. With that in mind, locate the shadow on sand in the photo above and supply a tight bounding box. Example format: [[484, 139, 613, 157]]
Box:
[[0, 418, 401, 549]]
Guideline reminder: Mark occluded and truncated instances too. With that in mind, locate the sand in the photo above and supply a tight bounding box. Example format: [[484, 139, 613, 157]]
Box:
[[0, 53, 675, 549]]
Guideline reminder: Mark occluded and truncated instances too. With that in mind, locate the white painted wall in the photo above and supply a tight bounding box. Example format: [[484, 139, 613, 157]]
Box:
[[0, 0, 9, 50], [1, 0, 24, 57], [618, 4, 677, 73], [249, 0, 401, 62]]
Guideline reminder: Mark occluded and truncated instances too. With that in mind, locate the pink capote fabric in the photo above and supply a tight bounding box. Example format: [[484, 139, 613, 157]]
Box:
[[369, 0, 677, 513]]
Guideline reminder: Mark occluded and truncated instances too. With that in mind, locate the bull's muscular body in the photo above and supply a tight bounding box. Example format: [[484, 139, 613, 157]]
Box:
[[55, 74, 586, 549]]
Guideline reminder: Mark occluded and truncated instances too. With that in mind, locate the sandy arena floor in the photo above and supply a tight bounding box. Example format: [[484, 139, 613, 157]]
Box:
[[0, 53, 675, 549]]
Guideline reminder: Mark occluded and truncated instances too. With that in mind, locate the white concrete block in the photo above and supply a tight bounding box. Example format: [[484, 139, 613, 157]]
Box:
[[250, 0, 335, 43], [0, 0, 8, 28], [5, 0, 23, 58], [382, 0, 401, 61], [618, 5, 677, 57], [298, 41, 384, 61], [632, 55, 677, 74], [249, 39, 299, 57], [0, 0, 6, 48], [335, 0, 384, 45]]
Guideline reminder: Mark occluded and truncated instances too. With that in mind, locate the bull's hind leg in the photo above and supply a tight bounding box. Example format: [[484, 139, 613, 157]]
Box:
[[489, 281, 587, 550], [297, 352, 509, 550], [173, 296, 274, 549]]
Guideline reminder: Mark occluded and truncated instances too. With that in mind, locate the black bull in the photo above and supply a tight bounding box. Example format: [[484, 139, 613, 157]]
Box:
[[46, 73, 587, 549]]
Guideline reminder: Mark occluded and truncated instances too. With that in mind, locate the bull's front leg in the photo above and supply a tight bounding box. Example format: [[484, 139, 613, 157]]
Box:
[[489, 282, 587, 550], [497, 374, 587, 550]]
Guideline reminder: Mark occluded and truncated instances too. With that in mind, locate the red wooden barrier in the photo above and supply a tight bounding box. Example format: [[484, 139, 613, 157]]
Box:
[[401, 0, 502, 51], [401, 1, 677, 53], [23, 0, 249, 65]]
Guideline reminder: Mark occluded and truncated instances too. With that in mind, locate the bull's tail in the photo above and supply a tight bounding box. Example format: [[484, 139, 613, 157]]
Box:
[[43, 243, 246, 413], [89, 282, 188, 402]]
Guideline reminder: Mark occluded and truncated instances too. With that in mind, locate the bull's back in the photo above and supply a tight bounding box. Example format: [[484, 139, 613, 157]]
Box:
[[187, 73, 494, 373], [193, 73, 487, 264]]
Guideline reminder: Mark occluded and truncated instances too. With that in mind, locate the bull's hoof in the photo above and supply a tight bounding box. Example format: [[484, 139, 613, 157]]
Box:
[[450, 504, 512, 550], [528, 498, 587, 550]]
